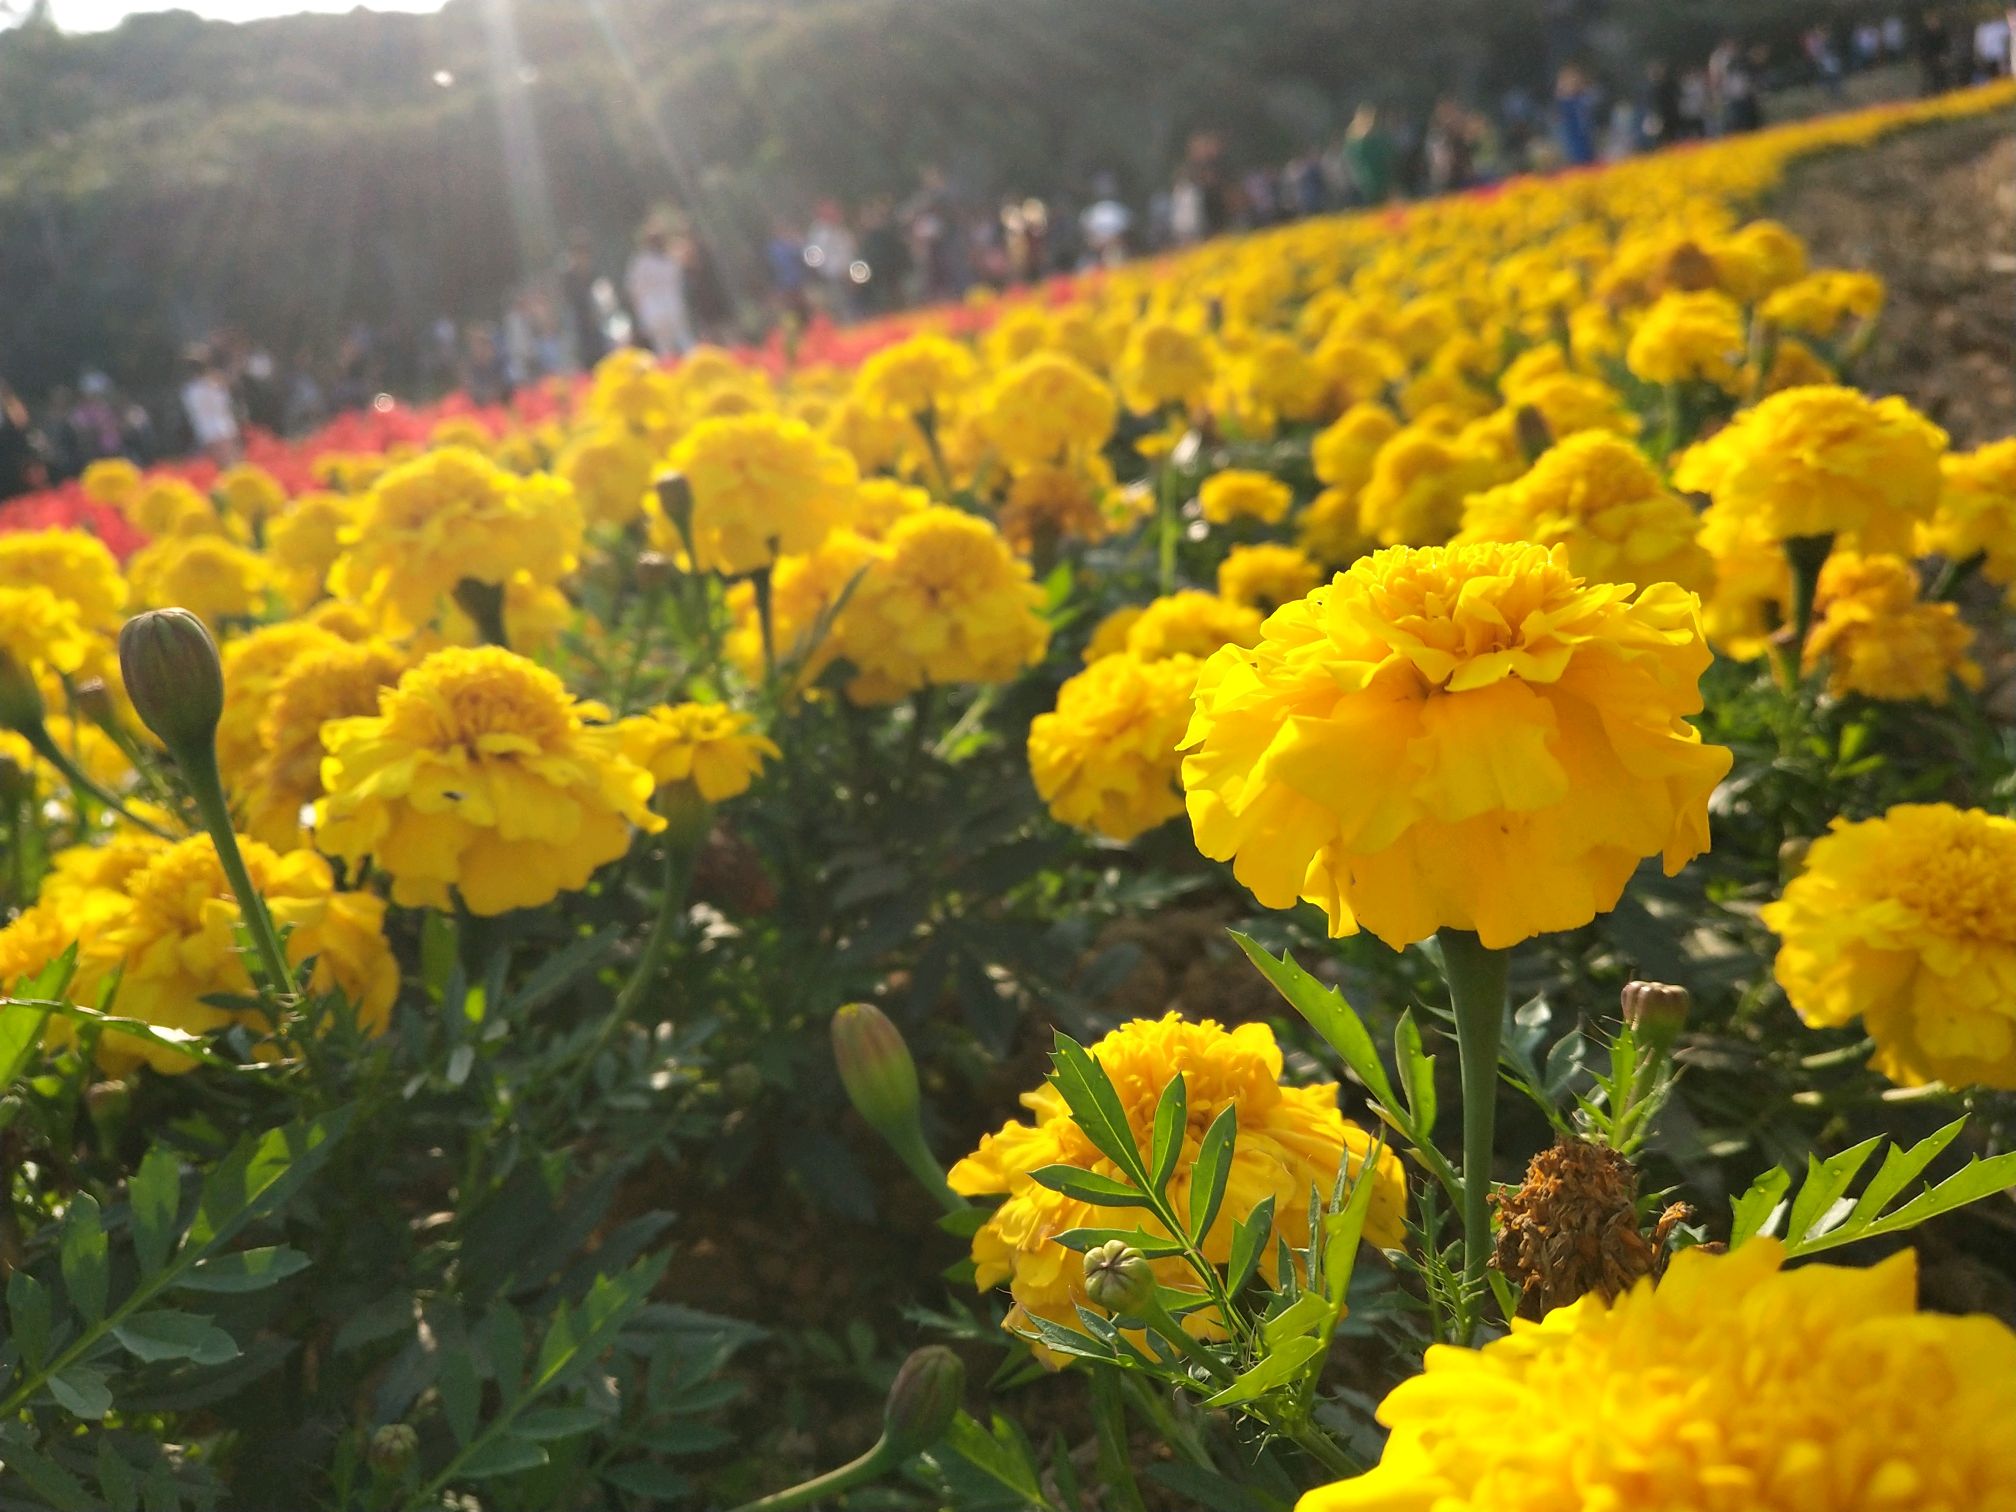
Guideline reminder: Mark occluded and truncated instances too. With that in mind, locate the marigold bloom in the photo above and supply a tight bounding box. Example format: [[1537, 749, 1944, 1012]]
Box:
[[1296, 487, 1377, 569], [127, 535, 271, 627], [215, 622, 352, 782], [1456, 432, 1713, 593], [240, 639, 409, 849], [998, 461, 1113, 555], [950, 1014, 1405, 1344], [1311, 404, 1402, 494], [1765, 803, 2016, 1088], [79, 458, 142, 511], [1300, 1239, 2016, 1512], [1084, 604, 1145, 662], [264, 492, 355, 611], [655, 414, 858, 577], [556, 424, 656, 528], [329, 447, 583, 636], [1496, 372, 1640, 443], [1198, 470, 1293, 527], [978, 353, 1117, 472], [854, 334, 979, 417], [127, 479, 224, 539], [0, 584, 94, 689], [1759, 269, 1884, 339], [1710, 216, 1809, 300], [617, 702, 779, 803], [838, 507, 1049, 703], [1922, 439, 2016, 596], [1028, 653, 1199, 841], [1182, 542, 1730, 950], [1624, 289, 1747, 393], [1357, 428, 1496, 547], [1114, 320, 1214, 414], [0, 529, 128, 632], [214, 464, 288, 527], [725, 529, 884, 687], [1218, 543, 1324, 613], [1673, 386, 1946, 555], [1803, 552, 1979, 704], [1123, 591, 1263, 663], [847, 478, 930, 540], [314, 645, 663, 915]]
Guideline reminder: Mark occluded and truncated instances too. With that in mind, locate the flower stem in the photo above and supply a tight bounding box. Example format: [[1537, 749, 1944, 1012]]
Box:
[[179, 743, 296, 998], [1782, 532, 1835, 671], [725, 1438, 898, 1512], [1438, 927, 1508, 1333], [19, 723, 173, 839], [750, 563, 778, 682]]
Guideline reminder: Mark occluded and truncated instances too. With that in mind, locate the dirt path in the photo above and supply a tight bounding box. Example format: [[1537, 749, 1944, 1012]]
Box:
[[1774, 115, 2015, 445]]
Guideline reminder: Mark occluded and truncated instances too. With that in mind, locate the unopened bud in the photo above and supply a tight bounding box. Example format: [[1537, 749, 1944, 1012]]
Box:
[[70, 678, 118, 733], [635, 550, 675, 594], [1621, 981, 1691, 1050], [831, 1003, 920, 1137], [880, 1345, 964, 1457], [654, 472, 694, 556], [1082, 1240, 1155, 1314], [0, 650, 46, 734], [366, 1422, 419, 1474], [117, 609, 223, 756]]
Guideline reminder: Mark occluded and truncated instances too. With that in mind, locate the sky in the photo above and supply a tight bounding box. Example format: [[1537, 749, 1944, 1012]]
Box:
[[48, 0, 445, 31]]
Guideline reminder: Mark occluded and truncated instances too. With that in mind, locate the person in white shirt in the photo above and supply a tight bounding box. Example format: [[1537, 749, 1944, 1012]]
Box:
[[624, 227, 693, 358], [179, 348, 240, 464]]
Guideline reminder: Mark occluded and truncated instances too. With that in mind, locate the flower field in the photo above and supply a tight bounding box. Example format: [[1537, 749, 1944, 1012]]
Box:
[[3, 80, 2016, 1512]]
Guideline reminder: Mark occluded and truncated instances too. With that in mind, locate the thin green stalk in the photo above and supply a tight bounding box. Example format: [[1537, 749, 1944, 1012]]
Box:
[[1155, 454, 1180, 593], [725, 1439, 899, 1512], [1089, 1372, 1150, 1512], [19, 723, 173, 838], [1782, 532, 1835, 673], [883, 1120, 968, 1215], [751, 564, 778, 683], [1288, 1423, 1363, 1480], [180, 744, 295, 996], [615, 587, 664, 711], [1437, 927, 1508, 1337], [1138, 1292, 1234, 1384]]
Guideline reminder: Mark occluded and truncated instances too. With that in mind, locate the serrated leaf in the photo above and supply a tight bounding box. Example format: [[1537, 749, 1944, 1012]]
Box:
[[183, 1111, 352, 1261], [1201, 1335, 1324, 1407], [59, 1195, 108, 1324], [1784, 1136, 1882, 1244], [1232, 934, 1398, 1108], [1149, 1074, 1187, 1197], [933, 1413, 1047, 1507], [455, 1435, 548, 1479], [1226, 1196, 1275, 1295], [1728, 1166, 1792, 1246], [1048, 1035, 1147, 1183], [1027, 1165, 1152, 1208], [1187, 1105, 1237, 1240], [48, 1364, 112, 1418], [127, 1146, 181, 1279], [174, 1246, 311, 1294], [1798, 1148, 2016, 1257], [114, 1310, 240, 1365], [1847, 1118, 1967, 1226]]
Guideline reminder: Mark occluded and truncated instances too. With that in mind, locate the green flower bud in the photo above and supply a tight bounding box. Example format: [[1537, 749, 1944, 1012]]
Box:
[[366, 1422, 419, 1474], [0, 649, 47, 734], [1621, 980, 1691, 1052], [70, 677, 118, 732], [880, 1346, 964, 1458], [117, 608, 223, 757], [1778, 835, 1811, 881], [831, 1003, 920, 1138], [654, 472, 695, 560], [1082, 1239, 1155, 1314]]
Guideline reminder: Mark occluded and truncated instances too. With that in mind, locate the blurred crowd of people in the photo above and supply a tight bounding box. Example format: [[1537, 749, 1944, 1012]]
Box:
[[5, 6, 2012, 503]]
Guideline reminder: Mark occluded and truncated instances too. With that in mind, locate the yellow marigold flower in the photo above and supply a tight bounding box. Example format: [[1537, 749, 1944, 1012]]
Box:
[[1115, 320, 1214, 414], [0, 529, 128, 632], [1625, 289, 1747, 393], [0, 716, 131, 806], [240, 639, 409, 850], [1311, 403, 1401, 493], [1218, 543, 1323, 613], [1708, 217, 1809, 301], [839, 507, 1049, 704], [950, 1013, 1405, 1345], [0, 584, 96, 690], [1214, 333, 1326, 435], [264, 491, 355, 611], [616, 702, 779, 803], [216, 622, 348, 783], [214, 463, 288, 527], [1923, 439, 2016, 595], [1759, 270, 1884, 340], [1498, 372, 1641, 443], [1198, 469, 1293, 528], [126, 478, 225, 540], [1296, 487, 1377, 569], [1181, 542, 1730, 950], [79, 457, 142, 510], [127, 535, 269, 627], [1674, 386, 1947, 555], [823, 394, 920, 475], [1803, 552, 1979, 706], [1765, 803, 2016, 1088], [1310, 336, 1404, 414], [998, 460, 1113, 555], [978, 353, 1117, 472], [315, 645, 663, 915], [1755, 335, 1838, 393], [1124, 591, 1263, 663], [556, 424, 656, 528], [1028, 653, 1199, 841], [1498, 342, 1570, 394], [1084, 605, 1145, 662], [848, 478, 930, 541], [854, 333, 979, 417], [725, 530, 884, 688], [1300, 1239, 2016, 1512], [1456, 432, 1713, 593], [1697, 498, 1791, 661], [1358, 428, 1496, 547], [656, 414, 857, 577], [57, 833, 398, 1074], [581, 347, 681, 445]]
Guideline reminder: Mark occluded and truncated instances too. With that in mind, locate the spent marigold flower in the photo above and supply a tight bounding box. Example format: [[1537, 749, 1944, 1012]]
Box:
[[1181, 542, 1731, 950], [314, 645, 663, 915], [1673, 386, 1947, 555], [1764, 803, 2016, 1089], [1299, 1239, 2016, 1512], [949, 1013, 1404, 1347], [616, 702, 779, 803], [328, 447, 582, 636], [977, 352, 1117, 472], [1456, 432, 1713, 593], [1028, 652, 1198, 842], [655, 414, 857, 577], [1217, 543, 1324, 612], [1123, 591, 1263, 663], [1198, 469, 1293, 527], [1803, 551, 1979, 704]]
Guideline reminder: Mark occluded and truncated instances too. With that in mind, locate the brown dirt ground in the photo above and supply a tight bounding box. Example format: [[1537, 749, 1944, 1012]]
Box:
[[1776, 115, 2016, 445]]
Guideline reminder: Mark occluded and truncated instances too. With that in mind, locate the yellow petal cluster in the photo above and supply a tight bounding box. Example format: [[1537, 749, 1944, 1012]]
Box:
[[1624, 289, 1748, 392], [617, 702, 779, 802], [658, 413, 858, 575], [1804, 551, 1979, 704], [1123, 590, 1263, 663], [1217, 543, 1324, 612], [1028, 653, 1198, 841], [1199, 469, 1293, 527]]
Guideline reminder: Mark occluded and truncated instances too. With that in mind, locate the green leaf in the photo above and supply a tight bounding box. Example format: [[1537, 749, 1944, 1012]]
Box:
[[1321, 1142, 1388, 1309], [1232, 934, 1399, 1109], [1187, 1105, 1237, 1240], [484, 1306, 527, 1404], [97, 1438, 140, 1512], [1260, 1292, 1329, 1348], [512, 1403, 606, 1441], [182, 1111, 352, 1260], [113, 1310, 240, 1365], [60, 1194, 108, 1324], [1394, 1010, 1437, 1135], [1226, 1196, 1275, 1295], [1049, 1227, 1187, 1258], [127, 1146, 181, 1279], [1846, 1118, 1967, 1226], [0, 1000, 51, 1087], [1026, 1166, 1153, 1209], [1728, 1166, 1791, 1246], [1148, 1074, 1187, 1197], [1798, 1148, 2016, 1257], [47, 1364, 112, 1419], [601, 1461, 694, 1498], [174, 1246, 311, 1294], [439, 1346, 482, 1445], [0, 1424, 98, 1511], [934, 1413, 1050, 1508], [1784, 1136, 1882, 1245], [7, 1271, 51, 1370], [1048, 1035, 1148, 1184], [506, 926, 622, 1014], [455, 1435, 549, 1479], [1200, 1335, 1324, 1407]]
